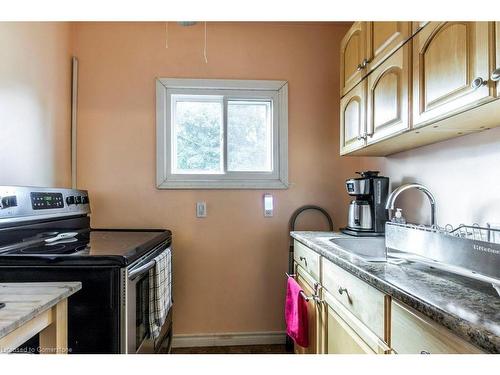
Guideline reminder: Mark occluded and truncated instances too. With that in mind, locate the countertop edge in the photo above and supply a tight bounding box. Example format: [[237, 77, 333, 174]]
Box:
[[0, 282, 82, 339]]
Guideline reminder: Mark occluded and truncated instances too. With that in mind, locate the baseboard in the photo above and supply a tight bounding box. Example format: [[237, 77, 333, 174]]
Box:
[[172, 331, 287, 348]]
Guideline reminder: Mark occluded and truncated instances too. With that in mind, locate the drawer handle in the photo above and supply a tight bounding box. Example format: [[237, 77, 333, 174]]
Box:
[[338, 287, 352, 304], [299, 256, 308, 267], [420, 350, 430, 354]]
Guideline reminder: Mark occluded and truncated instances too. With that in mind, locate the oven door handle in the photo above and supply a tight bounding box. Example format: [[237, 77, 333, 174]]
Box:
[[128, 260, 156, 281]]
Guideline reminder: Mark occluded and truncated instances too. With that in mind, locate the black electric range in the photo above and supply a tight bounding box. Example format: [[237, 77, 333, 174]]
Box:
[[0, 186, 173, 354]]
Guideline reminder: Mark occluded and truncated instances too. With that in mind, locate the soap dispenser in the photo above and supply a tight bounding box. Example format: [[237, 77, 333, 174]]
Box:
[[392, 208, 406, 224]]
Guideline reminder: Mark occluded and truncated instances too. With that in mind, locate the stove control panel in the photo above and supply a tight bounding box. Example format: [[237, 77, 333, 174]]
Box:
[[31, 192, 64, 210], [0, 186, 90, 225]]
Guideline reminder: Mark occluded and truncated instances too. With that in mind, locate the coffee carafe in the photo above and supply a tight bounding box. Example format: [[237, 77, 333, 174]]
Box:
[[342, 171, 389, 236]]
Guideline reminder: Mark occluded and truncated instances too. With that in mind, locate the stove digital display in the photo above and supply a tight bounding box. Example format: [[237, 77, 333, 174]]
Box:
[[31, 192, 64, 210]]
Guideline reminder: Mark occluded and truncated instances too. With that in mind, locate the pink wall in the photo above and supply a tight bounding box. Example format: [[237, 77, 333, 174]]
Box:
[[73, 22, 358, 335], [0, 22, 73, 187]]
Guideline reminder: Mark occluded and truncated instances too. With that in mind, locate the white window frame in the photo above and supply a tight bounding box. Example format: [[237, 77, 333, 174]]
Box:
[[156, 78, 288, 189]]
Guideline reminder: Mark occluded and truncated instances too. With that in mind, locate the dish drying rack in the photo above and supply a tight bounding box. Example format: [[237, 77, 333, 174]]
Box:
[[385, 221, 500, 288], [392, 222, 500, 244]]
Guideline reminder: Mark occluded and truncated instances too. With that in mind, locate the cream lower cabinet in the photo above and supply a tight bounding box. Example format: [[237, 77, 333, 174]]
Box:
[[391, 301, 483, 354], [294, 264, 322, 354], [322, 290, 389, 354], [292, 242, 483, 355]]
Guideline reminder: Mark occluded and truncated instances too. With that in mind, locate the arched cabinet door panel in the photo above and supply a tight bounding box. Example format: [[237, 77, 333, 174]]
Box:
[[412, 22, 494, 128], [366, 22, 411, 72], [367, 44, 410, 144], [340, 22, 367, 96], [340, 81, 366, 155]]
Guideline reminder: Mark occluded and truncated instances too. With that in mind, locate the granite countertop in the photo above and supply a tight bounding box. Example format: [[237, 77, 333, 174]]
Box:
[[0, 282, 82, 341], [291, 231, 500, 353]]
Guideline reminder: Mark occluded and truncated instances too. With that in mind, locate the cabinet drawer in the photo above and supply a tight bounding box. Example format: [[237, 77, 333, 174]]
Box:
[[321, 258, 385, 339], [391, 301, 483, 354], [294, 241, 320, 281]]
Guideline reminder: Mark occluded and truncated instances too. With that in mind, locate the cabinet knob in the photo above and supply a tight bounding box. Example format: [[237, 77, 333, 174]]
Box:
[[356, 58, 370, 71], [471, 77, 488, 89], [491, 68, 500, 82]]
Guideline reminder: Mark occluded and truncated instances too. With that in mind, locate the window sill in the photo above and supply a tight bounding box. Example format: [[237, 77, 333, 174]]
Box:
[[156, 178, 289, 190]]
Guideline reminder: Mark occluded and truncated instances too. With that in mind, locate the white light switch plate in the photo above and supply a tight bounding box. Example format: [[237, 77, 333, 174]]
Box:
[[264, 194, 273, 217], [196, 201, 207, 218]]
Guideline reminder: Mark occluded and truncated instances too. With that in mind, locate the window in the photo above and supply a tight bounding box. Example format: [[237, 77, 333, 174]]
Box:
[[156, 78, 288, 189]]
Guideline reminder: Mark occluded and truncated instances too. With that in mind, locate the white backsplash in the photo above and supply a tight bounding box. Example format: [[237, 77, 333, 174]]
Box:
[[360, 126, 500, 228]]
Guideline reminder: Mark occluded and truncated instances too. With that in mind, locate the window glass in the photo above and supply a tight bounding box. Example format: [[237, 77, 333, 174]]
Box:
[[173, 98, 223, 173], [227, 100, 272, 172]]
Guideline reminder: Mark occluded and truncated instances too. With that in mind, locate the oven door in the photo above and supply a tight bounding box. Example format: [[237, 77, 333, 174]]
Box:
[[122, 243, 172, 354]]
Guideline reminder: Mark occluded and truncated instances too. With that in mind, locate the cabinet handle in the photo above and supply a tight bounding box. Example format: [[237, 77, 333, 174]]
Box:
[[299, 256, 308, 266], [356, 58, 370, 71], [338, 287, 352, 304], [491, 68, 500, 82], [471, 77, 488, 89]]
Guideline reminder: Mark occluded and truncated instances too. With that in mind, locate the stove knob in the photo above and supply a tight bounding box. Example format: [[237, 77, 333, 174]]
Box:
[[75, 196, 82, 205], [0, 195, 17, 209], [81, 196, 89, 204], [66, 196, 75, 205]]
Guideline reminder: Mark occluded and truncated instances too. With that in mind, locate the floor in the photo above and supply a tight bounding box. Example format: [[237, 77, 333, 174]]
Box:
[[172, 344, 289, 354]]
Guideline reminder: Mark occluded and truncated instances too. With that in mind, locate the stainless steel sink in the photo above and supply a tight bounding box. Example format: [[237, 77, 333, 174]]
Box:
[[326, 237, 387, 262]]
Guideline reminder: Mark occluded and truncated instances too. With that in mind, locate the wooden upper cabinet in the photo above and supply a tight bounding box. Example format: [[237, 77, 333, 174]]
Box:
[[412, 22, 495, 128], [366, 22, 410, 72], [340, 81, 366, 155], [340, 22, 367, 96], [411, 21, 429, 35], [366, 44, 410, 144]]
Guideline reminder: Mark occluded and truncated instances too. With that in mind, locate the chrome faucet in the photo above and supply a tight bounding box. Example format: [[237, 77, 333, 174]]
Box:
[[385, 183, 437, 226]]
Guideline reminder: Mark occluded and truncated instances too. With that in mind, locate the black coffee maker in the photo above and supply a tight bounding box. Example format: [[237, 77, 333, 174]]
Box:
[[341, 171, 389, 237]]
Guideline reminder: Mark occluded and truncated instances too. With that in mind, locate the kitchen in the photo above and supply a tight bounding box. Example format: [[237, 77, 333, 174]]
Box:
[[0, 0, 499, 373]]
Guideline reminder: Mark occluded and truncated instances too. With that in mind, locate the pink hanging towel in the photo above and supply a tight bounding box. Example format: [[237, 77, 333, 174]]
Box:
[[285, 276, 309, 347]]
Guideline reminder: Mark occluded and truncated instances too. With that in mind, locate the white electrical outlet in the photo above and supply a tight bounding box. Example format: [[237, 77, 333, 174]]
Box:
[[196, 201, 207, 218]]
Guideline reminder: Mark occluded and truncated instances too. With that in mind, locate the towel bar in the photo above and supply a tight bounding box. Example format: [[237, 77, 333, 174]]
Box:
[[285, 272, 315, 302]]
